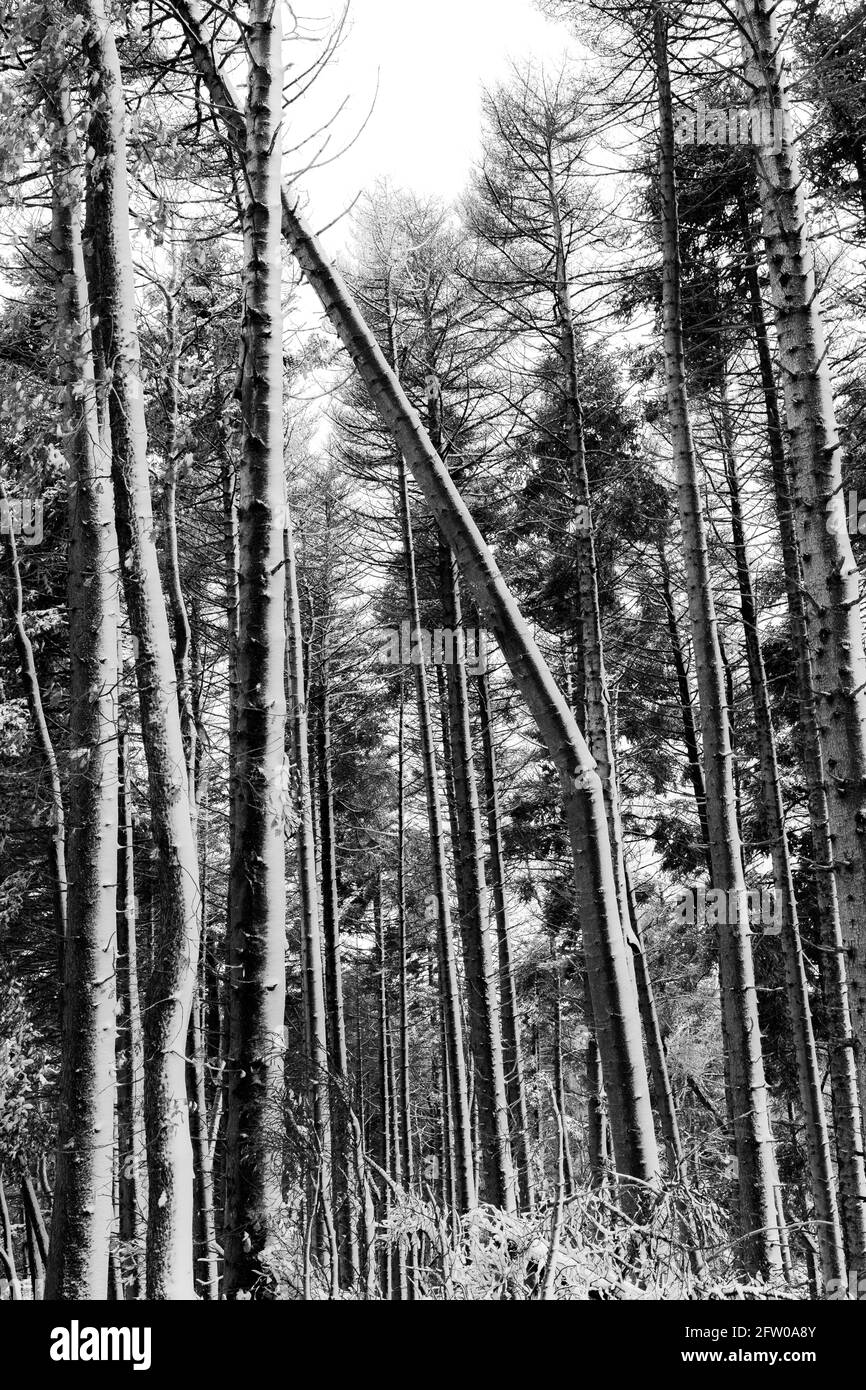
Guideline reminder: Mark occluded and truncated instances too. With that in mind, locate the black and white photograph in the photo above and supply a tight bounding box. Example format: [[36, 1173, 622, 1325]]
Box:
[[0, 0, 864, 1360]]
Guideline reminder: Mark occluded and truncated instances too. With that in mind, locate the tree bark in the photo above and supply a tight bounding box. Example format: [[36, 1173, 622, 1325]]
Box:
[[738, 192, 866, 1273], [314, 654, 359, 1286], [285, 518, 332, 1269], [45, 67, 119, 1300], [653, 3, 781, 1274], [222, 0, 289, 1300], [476, 670, 535, 1209], [116, 724, 146, 1298], [719, 370, 847, 1284], [80, 0, 201, 1298]]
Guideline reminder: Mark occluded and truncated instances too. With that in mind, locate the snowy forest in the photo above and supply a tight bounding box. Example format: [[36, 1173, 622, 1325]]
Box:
[[1, 0, 866, 1305]]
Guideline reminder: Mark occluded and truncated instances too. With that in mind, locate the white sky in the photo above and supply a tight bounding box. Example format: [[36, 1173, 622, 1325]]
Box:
[[287, 0, 576, 241]]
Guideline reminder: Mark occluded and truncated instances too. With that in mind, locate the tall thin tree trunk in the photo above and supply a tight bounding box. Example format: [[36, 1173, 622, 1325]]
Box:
[[551, 956, 576, 1198], [285, 519, 332, 1269], [658, 546, 711, 867], [374, 879, 392, 1297], [396, 684, 413, 1193], [45, 67, 119, 1300], [116, 724, 146, 1298], [476, 670, 534, 1209], [392, 433, 474, 1209], [188, 790, 218, 1301], [738, 192, 866, 1272], [315, 656, 359, 1286], [222, 0, 289, 1300], [437, 533, 515, 1211], [653, 3, 780, 1274], [719, 370, 847, 1284], [626, 873, 684, 1178], [80, 0, 201, 1298]]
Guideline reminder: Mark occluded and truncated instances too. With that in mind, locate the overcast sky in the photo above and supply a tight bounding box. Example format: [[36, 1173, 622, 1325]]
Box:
[[289, 0, 576, 241]]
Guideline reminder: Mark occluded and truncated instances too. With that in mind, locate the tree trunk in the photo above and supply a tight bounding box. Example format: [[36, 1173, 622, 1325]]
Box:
[[392, 437, 474, 1211], [116, 725, 146, 1298], [44, 72, 119, 1301], [658, 545, 711, 867], [653, 3, 780, 1274], [719, 370, 847, 1284], [374, 879, 392, 1297], [738, 191, 866, 1272], [626, 873, 684, 1178], [80, 0, 201, 1299], [285, 518, 332, 1268], [314, 657, 359, 1286], [551, 959, 576, 1198], [222, 0, 289, 1300], [437, 526, 515, 1212], [476, 670, 535, 1209]]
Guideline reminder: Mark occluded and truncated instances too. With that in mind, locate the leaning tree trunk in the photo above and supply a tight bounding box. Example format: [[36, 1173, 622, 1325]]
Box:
[[738, 0, 866, 1120], [719, 370, 847, 1285], [170, 0, 659, 1194], [737, 193, 866, 1271], [653, 3, 780, 1274], [222, 0, 289, 1300], [45, 70, 119, 1301], [80, 0, 201, 1299]]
